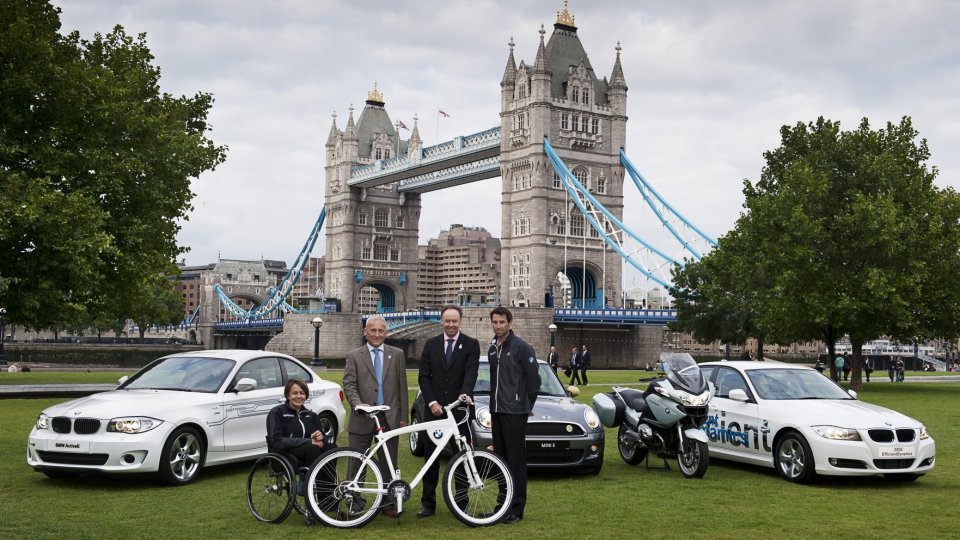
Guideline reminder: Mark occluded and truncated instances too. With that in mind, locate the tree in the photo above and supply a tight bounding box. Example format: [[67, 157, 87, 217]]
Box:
[[740, 116, 960, 390], [0, 0, 226, 330], [129, 277, 184, 341]]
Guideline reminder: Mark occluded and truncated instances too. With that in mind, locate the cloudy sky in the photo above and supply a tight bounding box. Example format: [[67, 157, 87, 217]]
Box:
[[53, 0, 960, 287]]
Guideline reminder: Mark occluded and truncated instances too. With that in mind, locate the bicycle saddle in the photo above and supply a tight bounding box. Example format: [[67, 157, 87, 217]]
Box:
[[355, 404, 390, 415]]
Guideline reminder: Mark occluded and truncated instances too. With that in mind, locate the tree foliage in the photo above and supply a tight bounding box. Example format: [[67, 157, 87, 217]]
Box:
[[0, 0, 226, 330], [671, 116, 960, 390]]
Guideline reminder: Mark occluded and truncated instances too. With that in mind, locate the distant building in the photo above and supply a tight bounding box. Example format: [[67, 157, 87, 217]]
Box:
[[417, 224, 500, 308], [176, 258, 287, 322]]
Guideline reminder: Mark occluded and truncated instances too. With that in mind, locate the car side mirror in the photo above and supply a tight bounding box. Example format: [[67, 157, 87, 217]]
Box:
[[728, 388, 749, 402], [847, 389, 858, 399], [566, 385, 580, 398], [234, 377, 258, 392], [117, 375, 129, 385]]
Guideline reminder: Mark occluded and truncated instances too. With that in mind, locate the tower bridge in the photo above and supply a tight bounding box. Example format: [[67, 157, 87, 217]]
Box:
[[209, 3, 711, 367]]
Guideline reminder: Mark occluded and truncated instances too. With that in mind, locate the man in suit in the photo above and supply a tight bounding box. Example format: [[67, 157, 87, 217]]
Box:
[[568, 346, 582, 385], [580, 344, 591, 385], [415, 305, 480, 518], [342, 315, 409, 516], [547, 345, 559, 376]]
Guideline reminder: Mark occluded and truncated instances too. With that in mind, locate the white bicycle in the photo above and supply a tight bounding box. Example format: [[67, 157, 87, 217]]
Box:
[[305, 398, 514, 528]]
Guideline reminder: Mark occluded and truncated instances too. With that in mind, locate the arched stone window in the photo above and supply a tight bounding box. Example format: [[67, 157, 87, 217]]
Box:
[[374, 208, 388, 228]]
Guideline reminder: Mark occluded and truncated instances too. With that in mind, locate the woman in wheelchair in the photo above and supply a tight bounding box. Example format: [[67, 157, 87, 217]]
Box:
[[266, 379, 336, 467]]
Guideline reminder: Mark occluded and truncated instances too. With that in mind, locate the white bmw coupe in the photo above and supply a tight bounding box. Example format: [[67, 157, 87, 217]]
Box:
[[699, 361, 935, 483], [27, 350, 345, 485]]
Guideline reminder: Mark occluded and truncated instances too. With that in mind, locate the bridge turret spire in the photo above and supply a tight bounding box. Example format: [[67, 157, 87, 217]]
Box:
[[533, 24, 550, 76], [408, 113, 421, 154], [345, 104, 357, 140], [325, 110, 339, 148], [500, 37, 517, 88], [608, 41, 628, 115]]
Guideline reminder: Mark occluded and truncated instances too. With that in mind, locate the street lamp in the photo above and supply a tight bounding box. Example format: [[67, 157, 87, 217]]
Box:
[[311, 317, 325, 369], [548, 323, 557, 348], [0, 307, 7, 365]]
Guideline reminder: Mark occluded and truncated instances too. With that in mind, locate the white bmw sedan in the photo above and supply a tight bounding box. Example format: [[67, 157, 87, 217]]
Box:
[[700, 361, 935, 483], [27, 350, 345, 485]]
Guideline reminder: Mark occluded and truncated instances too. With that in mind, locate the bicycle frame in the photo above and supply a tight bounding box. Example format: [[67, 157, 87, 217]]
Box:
[[347, 399, 480, 512]]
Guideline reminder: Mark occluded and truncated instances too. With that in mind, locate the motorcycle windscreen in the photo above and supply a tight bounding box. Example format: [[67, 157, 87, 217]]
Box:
[[659, 352, 707, 393]]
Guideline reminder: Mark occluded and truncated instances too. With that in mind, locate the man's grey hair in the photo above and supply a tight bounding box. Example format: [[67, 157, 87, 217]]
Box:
[[365, 314, 388, 329]]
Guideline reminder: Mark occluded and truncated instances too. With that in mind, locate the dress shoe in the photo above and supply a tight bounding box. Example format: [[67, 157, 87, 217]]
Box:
[[416, 506, 436, 518], [503, 514, 522, 524]]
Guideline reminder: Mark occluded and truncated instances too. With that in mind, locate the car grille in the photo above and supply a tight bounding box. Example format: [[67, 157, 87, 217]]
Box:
[[528, 448, 585, 464], [873, 458, 915, 470], [527, 422, 584, 436], [50, 417, 102, 435], [867, 428, 916, 443], [36, 451, 109, 466]]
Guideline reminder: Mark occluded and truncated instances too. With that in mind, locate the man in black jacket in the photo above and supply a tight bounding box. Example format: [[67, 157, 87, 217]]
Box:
[[416, 305, 480, 518], [488, 306, 540, 524], [579, 344, 591, 385]]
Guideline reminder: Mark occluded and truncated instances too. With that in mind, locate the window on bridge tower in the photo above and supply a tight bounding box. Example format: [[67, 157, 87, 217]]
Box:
[[553, 173, 562, 189], [597, 176, 606, 194], [375, 209, 388, 228], [395, 214, 404, 228], [362, 246, 371, 259], [390, 248, 399, 261], [572, 86, 579, 102], [572, 115, 579, 132], [384, 149, 391, 159], [582, 87, 590, 104], [374, 244, 387, 260], [359, 212, 367, 226], [592, 118, 600, 134], [570, 211, 585, 237], [574, 168, 588, 188], [561, 114, 569, 131]]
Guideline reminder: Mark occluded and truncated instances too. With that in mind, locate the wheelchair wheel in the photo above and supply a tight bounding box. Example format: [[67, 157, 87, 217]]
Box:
[[246, 454, 296, 523], [443, 449, 514, 527], [306, 448, 383, 528]]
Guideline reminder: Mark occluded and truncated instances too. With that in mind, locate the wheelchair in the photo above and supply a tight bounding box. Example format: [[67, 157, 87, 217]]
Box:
[[246, 449, 315, 524]]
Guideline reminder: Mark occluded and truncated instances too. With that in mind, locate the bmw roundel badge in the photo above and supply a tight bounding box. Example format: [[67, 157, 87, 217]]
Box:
[[433, 430, 444, 440]]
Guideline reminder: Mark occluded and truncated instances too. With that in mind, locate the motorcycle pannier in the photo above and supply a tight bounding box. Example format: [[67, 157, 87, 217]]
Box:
[[592, 392, 625, 429]]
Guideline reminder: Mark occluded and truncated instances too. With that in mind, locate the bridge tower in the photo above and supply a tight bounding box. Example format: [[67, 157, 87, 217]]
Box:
[[322, 85, 421, 313], [499, 4, 627, 308]]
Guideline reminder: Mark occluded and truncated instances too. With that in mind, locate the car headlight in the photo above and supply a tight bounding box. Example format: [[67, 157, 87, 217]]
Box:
[[812, 425, 861, 441], [107, 417, 163, 434], [475, 407, 492, 430], [583, 408, 600, 430], [36, 414, 50, 430], [919, 425, 930, 440]]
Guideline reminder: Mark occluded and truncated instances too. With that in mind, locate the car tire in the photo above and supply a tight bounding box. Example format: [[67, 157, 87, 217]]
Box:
[[159, 426, 204, 486], [409, 413, 424, 457], [617, 424, 647, 465], [774, 432, 816, 484], [317, 412, 338, 446]]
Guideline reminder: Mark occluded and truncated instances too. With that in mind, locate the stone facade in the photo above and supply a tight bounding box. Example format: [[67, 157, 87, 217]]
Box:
[[498, 10, 627, 310]]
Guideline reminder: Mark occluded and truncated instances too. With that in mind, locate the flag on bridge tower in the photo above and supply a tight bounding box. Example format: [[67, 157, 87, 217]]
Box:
[[397, 120, 409, 130], [438, 109, 451, 118]]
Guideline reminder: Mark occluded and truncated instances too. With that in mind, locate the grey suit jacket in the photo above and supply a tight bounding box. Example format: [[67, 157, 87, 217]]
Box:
[[343, 343, 409, 435]]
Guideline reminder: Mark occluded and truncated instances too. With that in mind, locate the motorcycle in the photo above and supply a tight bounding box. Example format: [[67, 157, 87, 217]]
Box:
[[593, 352, 714, 478]]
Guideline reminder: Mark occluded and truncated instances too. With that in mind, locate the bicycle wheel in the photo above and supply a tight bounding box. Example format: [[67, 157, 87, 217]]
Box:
[[246, 454, 296, 523], [442, 449, 514, 527], [306, 448, 384, 528]]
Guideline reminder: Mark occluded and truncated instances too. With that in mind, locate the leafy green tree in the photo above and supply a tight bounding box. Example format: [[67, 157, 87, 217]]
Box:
[[741, 116, 960, 390], [129, 277, 184, 341], [0, 0, 226, 330]]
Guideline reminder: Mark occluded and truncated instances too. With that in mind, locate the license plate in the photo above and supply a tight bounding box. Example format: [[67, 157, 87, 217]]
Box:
[[879, 446, 915, 458], [527, 440, 569, 451], [50, 440, 90, 453]]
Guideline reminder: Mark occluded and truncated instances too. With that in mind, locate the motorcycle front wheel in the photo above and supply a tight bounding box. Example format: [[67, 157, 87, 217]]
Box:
[[617, 424, 647, 465], [677, 439, 709, 478]]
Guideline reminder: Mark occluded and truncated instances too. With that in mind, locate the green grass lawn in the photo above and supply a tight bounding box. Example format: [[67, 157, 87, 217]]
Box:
[[1, 371, 957, 539]]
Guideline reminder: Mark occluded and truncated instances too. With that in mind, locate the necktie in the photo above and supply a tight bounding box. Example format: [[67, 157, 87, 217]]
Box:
[[373, 348, 383, 406], [445, 338, 455, 366]]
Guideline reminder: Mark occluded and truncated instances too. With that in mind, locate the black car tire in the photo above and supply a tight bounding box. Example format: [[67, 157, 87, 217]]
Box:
[[159, 426, 204, 486], [617, 424, 647, 465], [774, 431, 816, 484], [317, 411, 338, 446], [409, 413, 424, 457]]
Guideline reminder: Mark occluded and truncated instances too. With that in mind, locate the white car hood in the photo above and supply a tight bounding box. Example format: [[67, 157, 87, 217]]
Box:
[[41, 389, 215, 420], [769, 399, 922, 429]]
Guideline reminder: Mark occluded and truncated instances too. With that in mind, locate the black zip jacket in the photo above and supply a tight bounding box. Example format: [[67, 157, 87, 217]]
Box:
[[266, 401, 324, 450], [487, 330, 541, 415]]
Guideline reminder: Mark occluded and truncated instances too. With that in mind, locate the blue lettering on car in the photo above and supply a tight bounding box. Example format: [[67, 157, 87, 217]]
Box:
[[704, 412, 772, 452]]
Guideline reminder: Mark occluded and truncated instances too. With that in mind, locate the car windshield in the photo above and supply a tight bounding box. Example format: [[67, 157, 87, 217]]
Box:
[[660, 352, 706, 392], [121, 356, 236, 393], [746, 368, 854, 400], [474, 359, 566, 397]]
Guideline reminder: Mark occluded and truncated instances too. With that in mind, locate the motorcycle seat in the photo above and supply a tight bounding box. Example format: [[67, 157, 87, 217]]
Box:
[[620, 388, 647, 412]]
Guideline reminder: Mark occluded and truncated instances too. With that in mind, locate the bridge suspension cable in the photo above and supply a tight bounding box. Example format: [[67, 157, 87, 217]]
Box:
[[620, 150, 717, 259], [214, 207, 327, 320], [544, 137, 679, 288]]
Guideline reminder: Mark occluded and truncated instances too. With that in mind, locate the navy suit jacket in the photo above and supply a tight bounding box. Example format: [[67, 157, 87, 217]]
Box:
[[418, 332, 480, 412]]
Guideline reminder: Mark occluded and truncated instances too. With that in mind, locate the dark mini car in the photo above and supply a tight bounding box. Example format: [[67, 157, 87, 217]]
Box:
[[408, 357, 604, 474]]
